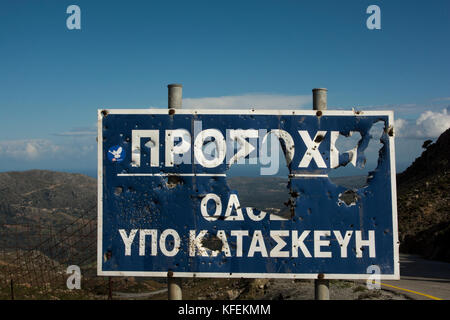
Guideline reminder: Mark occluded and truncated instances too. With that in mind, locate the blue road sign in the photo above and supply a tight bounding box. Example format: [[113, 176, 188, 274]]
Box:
[[97, 109, 399, 279]]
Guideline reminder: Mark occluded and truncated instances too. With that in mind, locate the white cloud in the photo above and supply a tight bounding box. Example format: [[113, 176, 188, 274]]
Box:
[[395, 108, 450, 139], [183, 93, 311, 109], [0, 139, 60, 160], [55, 131, 96, 137], [0, 138, 95, 161], [53, 126, 96, 137]]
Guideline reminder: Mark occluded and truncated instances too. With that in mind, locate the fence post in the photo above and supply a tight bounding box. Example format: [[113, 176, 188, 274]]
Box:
[[312, 88, 330, 301], [10, 279, 14, 300], [167, 83, 183, 300], [108, 276, 112, 300]]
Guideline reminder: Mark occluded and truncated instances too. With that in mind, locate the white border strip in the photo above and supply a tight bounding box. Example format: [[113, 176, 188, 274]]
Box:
[[101, 108, 393, 116], [97, 270, 399, 280], [117, 173, 226, 177], [97, 111, 103, 276], [289, 174, 329, 178], [389, 112, 401, 280]]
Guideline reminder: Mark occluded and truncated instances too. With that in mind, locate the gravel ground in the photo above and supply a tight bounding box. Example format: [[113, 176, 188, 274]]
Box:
[[250, 279, 409, 300], [140, 278, 410, 300]]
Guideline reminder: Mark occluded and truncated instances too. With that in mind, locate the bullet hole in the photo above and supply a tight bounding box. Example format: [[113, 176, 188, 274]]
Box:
[[165, 175, 184, 189], [316, 111, 323, 117], [338, 189, 360, 207], [202, 234, 223, 252], [114, 187, 123, 196], [314, 134, 324, 143], [388, 125, 394, 137], [101, 110, 109, 117], [145, 140, 156, 148], [169, 109, 175, 115], [104, 250, 112, 262]]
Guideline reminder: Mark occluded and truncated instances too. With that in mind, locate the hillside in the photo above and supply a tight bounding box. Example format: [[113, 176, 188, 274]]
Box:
[[0, 170, 97, 263], [397, 128, 450, 262]]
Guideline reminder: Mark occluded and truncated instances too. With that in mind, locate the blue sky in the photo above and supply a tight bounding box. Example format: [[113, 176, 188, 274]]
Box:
[[0, 0, 449, 176]]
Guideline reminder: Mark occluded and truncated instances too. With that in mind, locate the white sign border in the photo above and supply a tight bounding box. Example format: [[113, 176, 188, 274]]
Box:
[[97, 109, 400, 280]]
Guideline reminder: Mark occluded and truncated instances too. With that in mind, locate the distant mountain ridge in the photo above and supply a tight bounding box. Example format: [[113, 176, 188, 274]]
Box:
[[0, 170, 97, 255], [0, 169, 96, 212]]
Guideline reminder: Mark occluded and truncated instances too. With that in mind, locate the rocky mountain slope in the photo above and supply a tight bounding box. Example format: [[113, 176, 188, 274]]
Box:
[[397, 128, 450, 262]]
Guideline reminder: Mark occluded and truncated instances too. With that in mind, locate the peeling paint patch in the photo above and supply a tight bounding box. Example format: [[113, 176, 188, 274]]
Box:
[[338, 189, 360, 207]]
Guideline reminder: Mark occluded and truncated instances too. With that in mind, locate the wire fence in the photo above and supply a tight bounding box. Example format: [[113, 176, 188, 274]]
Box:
[[0, 205, 115, 299]]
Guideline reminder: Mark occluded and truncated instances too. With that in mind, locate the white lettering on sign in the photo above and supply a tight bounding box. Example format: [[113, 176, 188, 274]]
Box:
[[131, 130, 159, 167], [334, 230, 354, 258], [314, 230, 332, 258], [200, 193, 222, 221], [119, 228, 376, 259], [270, 230, 290, 258], [139, 229, 157, 256], [119, 229, 138, 256], [165, 129, 191, 166], [356, 230, 376, 258], [189, 230, 209, 257], [248, 230, 268, 257], [330, 131, 358, 169], [120, 228, 180, 257], [224, 194, 244, 221], [129, 129, 362, 171], [194, 129, 227, 168], [298, 131, 327, 168], [292, 230, 312, 258]]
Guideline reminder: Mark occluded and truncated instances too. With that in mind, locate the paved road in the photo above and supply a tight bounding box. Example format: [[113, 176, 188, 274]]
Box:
[[381, 254, 450, 300]]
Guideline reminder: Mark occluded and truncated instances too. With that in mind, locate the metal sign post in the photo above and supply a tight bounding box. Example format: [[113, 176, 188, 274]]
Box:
[[97, 86, 400, 298], [312, 88, 330, 300], [167, 84, 183, 300]]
